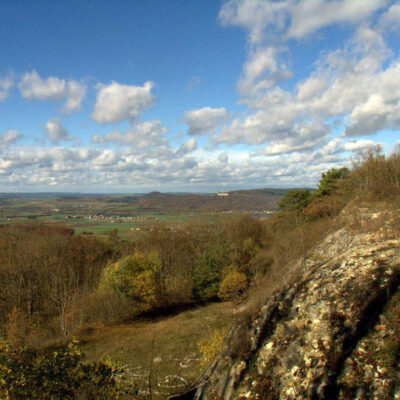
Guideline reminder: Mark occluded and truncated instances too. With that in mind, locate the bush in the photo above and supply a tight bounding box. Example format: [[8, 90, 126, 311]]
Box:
[[197, 327, 228, 368], [99, 252, 162, 311], [0, 342, 123, 399], [218, 270, 248, 302], [303, 195, 343, 219]]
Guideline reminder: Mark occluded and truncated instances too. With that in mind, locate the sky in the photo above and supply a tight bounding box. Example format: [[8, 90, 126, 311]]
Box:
[[0, 0, 399, 193]]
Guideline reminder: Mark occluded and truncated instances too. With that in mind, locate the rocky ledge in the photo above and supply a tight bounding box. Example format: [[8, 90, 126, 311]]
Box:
[[194, 208, 400, 400]]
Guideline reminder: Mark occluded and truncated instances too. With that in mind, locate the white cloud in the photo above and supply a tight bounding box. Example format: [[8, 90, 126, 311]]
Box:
[[18, 71, 86, 113], [287, 0, 387, 39], [217, 20, 400, 150], [92, 120, 167, 149], [1, 1, 398, 191], [342, 139, 377, 152], [91, 81, 155, 124], [92, 149, 119, 166], [377, 3, 400, 33], [1, 138, 395, 191], [264, 121, 330, 155], [238, 46, 292, 97], [0, 129, 22, 146], [44, 118, 75, 144], [176, 138, 197, 155], [219, 0, 289, 44], [296, 76, 328, 102], [0, 75, 14, 102], [181, 107, 228, 135], [62, 80, 87, 113], [219, 0, 387, 43]]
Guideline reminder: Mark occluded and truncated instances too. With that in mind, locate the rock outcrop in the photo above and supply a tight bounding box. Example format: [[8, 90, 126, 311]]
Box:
[[194, 207, 400, 399]]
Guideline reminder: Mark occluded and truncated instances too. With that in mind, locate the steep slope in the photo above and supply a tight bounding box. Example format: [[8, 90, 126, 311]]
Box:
[[194, 207, 400, 399]]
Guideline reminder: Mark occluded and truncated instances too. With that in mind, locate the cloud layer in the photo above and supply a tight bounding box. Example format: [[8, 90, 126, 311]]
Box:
[[181, 107, 229, 135]]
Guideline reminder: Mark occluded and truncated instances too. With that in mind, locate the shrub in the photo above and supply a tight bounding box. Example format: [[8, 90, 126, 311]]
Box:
[[303, 194, 343, 219], [218, 270, 248, 302], [0, 342, 123, 399], [99, 252, 162, 310], [198, 327, 228, 368]]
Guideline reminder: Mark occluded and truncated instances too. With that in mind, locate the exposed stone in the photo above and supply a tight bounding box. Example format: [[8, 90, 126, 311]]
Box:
[[194, 206, 400, 400]]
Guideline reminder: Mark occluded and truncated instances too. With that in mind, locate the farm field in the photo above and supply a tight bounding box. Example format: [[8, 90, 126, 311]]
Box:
[[0, 189, 284, 236]]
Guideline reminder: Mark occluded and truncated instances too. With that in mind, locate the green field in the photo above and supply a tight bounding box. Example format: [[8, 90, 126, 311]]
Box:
[[0, 192, 276, 236]]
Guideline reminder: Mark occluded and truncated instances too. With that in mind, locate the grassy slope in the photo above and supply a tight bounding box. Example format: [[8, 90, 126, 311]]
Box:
[[80, 302, 236, 395]]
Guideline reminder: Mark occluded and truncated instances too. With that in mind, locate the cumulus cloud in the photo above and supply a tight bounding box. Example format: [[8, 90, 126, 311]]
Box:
[[92, 120, 167, 149], [377, 4, 400, 32], [217, 9, 400, 151], [0, 129, 22, 147], [44, 118, 75, 144], [264, 121, 330, 155], [92, 149, 119, 166], [287, 0, 386, 39], [181, 107, 228, 135], [176, 138, 197, 156], [342, 139, 377, 152], [219, 0, 387, 42], [18, 71, 86, 113], [238, 46, 292, 97], [1, 1, 397, 191], [219, 0, 289, 44], [91, 81, 155, 124], [0, 137, 394, 191], [0, 75, 14, 102]]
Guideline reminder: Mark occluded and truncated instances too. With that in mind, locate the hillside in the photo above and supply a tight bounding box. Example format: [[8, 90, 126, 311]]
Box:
[[1, 148, 399, 399], [194, 205, 400, 399], [107, 188, 290, 214]]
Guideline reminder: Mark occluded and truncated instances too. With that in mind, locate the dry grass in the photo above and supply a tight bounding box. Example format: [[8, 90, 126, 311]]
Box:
[[79, 302, 236, 397]]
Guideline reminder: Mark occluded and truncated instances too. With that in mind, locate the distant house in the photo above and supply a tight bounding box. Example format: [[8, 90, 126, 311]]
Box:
[[217, 192, 229, 197]]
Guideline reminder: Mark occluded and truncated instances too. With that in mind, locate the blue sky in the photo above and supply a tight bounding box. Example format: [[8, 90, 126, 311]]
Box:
[[0, 0, 399, 192]]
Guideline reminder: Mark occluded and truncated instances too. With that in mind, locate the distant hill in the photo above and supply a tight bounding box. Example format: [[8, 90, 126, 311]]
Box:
[[0, 188, 298, 216], [132, 188, 292, 213]]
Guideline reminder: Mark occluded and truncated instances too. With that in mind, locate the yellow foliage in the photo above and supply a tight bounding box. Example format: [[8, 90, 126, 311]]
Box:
[[98, 252, 162, 308], [198, 327, 228, 368], [218, 271, 248, 301]]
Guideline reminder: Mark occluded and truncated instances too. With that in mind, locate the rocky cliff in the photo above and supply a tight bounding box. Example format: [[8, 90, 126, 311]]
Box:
[[194, 207, 400, 400]]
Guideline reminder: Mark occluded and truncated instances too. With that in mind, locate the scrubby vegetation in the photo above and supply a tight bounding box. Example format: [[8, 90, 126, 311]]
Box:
[[0, 341, 125, 399], [0, 214, 264, 347], [1, 145, 399, 398]]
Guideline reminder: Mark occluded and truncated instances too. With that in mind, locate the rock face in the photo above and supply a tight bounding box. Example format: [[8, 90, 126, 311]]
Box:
[[195, 208, 400, 399]]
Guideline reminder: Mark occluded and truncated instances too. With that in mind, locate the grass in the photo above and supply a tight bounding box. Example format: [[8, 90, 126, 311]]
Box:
[[79, 302, 236, 397]]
